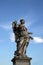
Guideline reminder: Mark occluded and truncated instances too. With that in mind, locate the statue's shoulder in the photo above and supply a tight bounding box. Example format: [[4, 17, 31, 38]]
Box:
[[18, 24, 23, 29]]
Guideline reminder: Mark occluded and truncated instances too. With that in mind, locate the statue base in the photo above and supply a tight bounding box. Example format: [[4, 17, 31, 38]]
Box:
[[11, 56, 32, 65]]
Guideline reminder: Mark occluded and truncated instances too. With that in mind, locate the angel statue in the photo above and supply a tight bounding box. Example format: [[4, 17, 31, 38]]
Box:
[[12, 19, 33, 57]]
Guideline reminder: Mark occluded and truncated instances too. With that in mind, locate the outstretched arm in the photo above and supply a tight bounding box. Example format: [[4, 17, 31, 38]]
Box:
[[28, 32, 33, 34], [29, 36, 33, 40]]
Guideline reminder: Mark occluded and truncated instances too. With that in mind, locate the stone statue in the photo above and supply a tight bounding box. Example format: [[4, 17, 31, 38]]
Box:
[[12, 19, 33, 57]]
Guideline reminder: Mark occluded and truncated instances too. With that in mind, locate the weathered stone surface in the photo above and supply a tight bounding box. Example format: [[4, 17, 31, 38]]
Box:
[[11, 19, 33, 65], [11, 56, 32, 65], [12, 19, 33, 56]]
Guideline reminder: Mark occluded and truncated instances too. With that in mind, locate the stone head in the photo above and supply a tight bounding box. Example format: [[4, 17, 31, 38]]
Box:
[[20, 19, 25, 24]]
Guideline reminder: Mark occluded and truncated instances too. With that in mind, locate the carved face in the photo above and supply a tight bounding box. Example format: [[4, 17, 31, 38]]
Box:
[[20, 19, 25, 24]]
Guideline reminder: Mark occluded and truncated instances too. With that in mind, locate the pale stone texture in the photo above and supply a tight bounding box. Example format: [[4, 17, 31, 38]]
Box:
[[11, 56, 32, 65]]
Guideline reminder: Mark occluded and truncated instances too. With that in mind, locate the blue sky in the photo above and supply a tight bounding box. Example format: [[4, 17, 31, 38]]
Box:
[[0, 0, 43, 65]]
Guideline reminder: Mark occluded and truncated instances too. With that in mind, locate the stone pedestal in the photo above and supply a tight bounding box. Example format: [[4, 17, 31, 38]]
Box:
[[11, 56, 32, 65]]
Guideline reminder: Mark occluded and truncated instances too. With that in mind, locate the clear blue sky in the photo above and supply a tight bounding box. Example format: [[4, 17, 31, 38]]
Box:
[[0, 0, 43, 65]]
